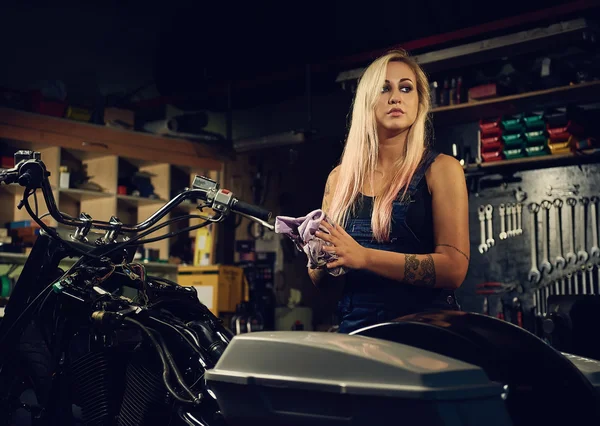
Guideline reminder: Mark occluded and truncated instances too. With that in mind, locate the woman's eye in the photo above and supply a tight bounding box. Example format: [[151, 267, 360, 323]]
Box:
[[381, 86, 390, 93], [400, 86, 413, 93]]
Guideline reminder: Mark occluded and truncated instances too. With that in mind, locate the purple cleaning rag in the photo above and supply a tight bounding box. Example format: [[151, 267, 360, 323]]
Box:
[[275, 209, 347, 277]]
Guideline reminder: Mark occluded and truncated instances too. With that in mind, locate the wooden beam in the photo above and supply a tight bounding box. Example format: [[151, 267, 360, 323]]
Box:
[[0, 123, 223, 170], [0, 107, 227, 167]]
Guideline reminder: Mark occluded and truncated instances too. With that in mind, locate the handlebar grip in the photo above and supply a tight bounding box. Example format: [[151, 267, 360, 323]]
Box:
[[231, 199, 271, 222]]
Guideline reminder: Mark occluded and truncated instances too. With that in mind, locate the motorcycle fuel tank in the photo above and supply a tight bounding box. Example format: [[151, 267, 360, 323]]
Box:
[[205, 331, 512, 426]]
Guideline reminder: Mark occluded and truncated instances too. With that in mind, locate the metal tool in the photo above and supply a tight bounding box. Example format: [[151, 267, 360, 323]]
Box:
[[581, 265, 588, 295], [574, 271, 580, 295], [560, 277, 566, 295], [499, 203, 507, 240], [587, 263, 595, 295], [509, 203, 516, 237], [578, 197, 590, 264], [553, 198, 566, 270], [546, 184, 580, 197], [591, 196, 599, 259], [566, 198, 578, 265], [506, 204, 513, 237], [512, 204, 518, 236], [485, 204, 495, 248], [567, 272, 573, 294], [528, 202, 541, 284], [516, 202, 523, 235], [540, 200, 553, 275], [478, 206, 488, 254]]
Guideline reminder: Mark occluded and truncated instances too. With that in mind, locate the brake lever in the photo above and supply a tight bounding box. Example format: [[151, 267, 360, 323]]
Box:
[[237, 212, 275, 231]]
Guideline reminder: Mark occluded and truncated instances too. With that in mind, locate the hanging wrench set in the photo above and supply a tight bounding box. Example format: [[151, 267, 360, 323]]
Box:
[[527, 195, 600, 324], [477, 202, 523, 255]]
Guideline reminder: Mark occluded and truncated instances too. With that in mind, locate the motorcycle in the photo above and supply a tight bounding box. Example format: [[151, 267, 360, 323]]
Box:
[[0, 150, 272, 426], [1, 150, 600, 426]]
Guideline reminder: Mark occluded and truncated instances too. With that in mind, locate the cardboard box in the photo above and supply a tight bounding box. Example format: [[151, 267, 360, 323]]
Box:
[[178, 265, 248, 316]]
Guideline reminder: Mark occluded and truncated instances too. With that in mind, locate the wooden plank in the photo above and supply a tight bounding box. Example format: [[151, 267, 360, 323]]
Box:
[[0, 107, 225, 159], [0, 123, 224, 170], [432, 81, 600, 126]]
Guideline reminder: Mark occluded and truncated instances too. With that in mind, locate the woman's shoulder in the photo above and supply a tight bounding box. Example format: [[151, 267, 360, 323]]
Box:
[[425, 153, 464, 191]]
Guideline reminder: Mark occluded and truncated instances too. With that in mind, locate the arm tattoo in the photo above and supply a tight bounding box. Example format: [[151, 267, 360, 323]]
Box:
[[436, 244, 469, 262], [404, 254, 436, 288]]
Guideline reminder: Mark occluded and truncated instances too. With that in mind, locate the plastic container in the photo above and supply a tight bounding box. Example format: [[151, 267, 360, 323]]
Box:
[[523, 130, 546, 146], [501, 114, 524, 133], [523, 113, 545, 130], [481, 150, 503, 163], [481, 136, 502, 152], [205, 332, 512, 426], [525, 145, 547, 157], [479, 117, 502, 138], [501, 133, 525, 149], [503, 148, 525, 159], [548, 137, 573, 155], [547, 121, 585, 139]]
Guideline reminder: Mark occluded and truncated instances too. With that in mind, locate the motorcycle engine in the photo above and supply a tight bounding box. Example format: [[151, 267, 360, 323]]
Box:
[[67, 313, 210, 426]]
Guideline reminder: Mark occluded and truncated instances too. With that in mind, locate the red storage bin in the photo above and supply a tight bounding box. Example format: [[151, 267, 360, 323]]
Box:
[[479, 117, 502, 138], [481, 150, 504, 163], [481, 136, 503, 152]]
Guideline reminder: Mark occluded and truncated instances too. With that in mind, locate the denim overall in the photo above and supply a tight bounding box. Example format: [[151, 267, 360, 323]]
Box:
[[337, 150, 460, 334]]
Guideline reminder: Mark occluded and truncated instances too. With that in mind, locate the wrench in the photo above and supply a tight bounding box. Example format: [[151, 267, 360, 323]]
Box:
[[516, 203, 523, 235], [581, 265, 588, 295], [574, 271, 580, 295], [478, 206, 488, 254], [553, 198, 566, 270], [511, 204, 518, 236], [591, 196, 600, 258], [566, 198, 578, 265], [567, 272, 573, 294], [587, 263, 595, 295], [499, 204, 507, 240], [485, 204, 495, 248], [560, 277, 566, 295], [527, 202, 541, 284], [507, 204, 514, 237], [578, 197, 590, 263], [539, 200, 553, 275]]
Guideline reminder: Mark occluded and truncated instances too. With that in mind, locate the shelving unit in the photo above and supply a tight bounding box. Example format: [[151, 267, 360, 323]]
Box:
[[0, 107, 227, 262], [464, 148, 600, 177], [432, 81, 600, 126]]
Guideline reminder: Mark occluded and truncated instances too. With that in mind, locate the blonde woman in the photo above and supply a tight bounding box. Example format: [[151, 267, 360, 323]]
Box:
[[311, 49, 470, 334]]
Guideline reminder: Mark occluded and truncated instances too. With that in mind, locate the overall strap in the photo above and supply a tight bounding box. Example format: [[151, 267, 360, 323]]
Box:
[[406, 149, 440, 195]]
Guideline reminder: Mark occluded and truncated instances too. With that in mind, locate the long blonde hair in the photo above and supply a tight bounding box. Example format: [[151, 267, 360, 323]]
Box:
[[328, 49, 432, 243]]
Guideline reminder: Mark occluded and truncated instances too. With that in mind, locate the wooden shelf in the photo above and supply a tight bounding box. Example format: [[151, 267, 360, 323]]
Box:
[[59, 188, 114, 202], [117, 194, 167, 208], [0, 106, 227, 170], [464, 148, 600, 177], [432, 81, 600, 126]]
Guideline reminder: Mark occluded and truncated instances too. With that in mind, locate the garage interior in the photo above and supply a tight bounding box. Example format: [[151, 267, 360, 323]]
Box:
[[1, 1, 600, 425]]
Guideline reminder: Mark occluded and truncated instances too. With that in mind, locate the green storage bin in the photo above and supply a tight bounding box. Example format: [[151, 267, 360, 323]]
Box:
[[503, 147, 525, 159], [525, 145, 548, 157], [523, 113, 545, 130], [502, 133, 525, 148], [502, 114, 524, 133], [524, 130, 546, 146]]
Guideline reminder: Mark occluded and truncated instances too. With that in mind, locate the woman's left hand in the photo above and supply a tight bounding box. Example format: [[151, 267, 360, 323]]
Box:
[[316, 221, 368, 270]]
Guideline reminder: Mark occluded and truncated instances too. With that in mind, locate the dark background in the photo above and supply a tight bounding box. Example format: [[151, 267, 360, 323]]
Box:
[[1, 0, 599, 327], [1, 0, 592, 109]]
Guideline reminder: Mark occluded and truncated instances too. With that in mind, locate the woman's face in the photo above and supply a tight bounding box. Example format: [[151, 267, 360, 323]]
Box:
[[374, 61, 419, 136]]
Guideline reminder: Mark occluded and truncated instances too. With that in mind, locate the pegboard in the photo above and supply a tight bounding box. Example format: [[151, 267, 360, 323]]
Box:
[[457, 162, 600, 323]]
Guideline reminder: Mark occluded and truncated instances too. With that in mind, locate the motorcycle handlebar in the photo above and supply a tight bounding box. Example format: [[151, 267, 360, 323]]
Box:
[[0, 150, 273, 234]]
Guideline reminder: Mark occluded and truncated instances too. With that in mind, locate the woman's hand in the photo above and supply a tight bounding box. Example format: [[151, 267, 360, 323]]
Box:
[[316, 221, 368, 270]]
